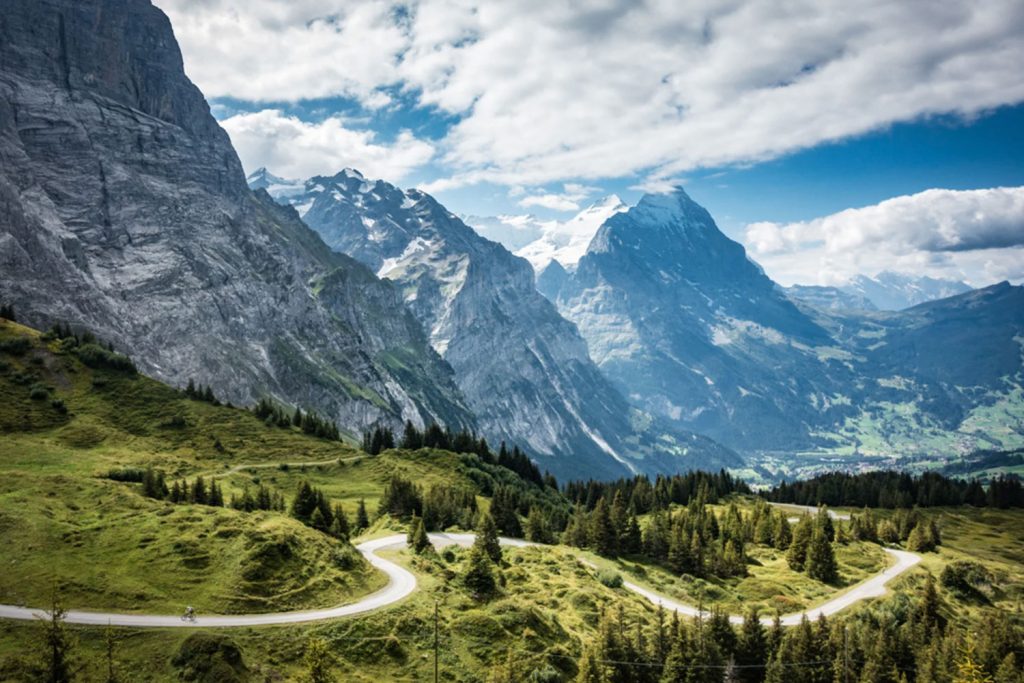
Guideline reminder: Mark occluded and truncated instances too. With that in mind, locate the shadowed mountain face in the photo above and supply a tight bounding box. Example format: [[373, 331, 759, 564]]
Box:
[[549, 188, 1024, 460], [256, 170, 743, 480], [0, 0, 475, 436]]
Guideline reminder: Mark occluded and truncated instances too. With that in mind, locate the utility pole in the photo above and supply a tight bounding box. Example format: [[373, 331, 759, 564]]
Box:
[[843, 625, 849, 683], [434, 600, 439, 683]]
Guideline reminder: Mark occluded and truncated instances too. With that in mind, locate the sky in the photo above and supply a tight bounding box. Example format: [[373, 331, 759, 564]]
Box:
[[154, 0, 1024, 287]]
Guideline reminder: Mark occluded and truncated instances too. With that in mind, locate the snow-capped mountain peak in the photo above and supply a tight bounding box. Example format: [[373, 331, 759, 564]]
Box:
[[514, 195, 628, 271], [245, 167, 306, 200], [841, 271, 972, 310]]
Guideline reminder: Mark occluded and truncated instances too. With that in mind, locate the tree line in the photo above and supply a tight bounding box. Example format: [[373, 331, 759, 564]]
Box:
[[564, 470, 750, 514], [252, 398, 341, 441], [42, 322, 137, 374], [361, 421, 548, 487], [571, 573, 1023, 683], [764, 470, 1024, 509]]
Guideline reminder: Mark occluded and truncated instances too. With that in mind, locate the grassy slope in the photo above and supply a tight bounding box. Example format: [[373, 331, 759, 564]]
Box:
[[0, 320, 393, 614], [2, 318, 1022, 680]]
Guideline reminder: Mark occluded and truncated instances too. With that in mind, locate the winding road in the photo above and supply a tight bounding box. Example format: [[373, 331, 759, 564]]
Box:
[[0, 532, 918, 629]]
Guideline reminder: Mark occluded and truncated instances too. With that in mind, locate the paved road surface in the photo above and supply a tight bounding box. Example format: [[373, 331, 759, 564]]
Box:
[[767, 501, 852, 521], [0, 532, 916, 628]]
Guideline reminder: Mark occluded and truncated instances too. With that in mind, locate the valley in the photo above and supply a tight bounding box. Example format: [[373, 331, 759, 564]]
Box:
[[0, 0, 1022, 681], [1, 316, 1022, 680]]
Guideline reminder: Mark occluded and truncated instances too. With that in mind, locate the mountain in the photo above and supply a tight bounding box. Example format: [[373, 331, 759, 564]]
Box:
[[551, 187, 1024, 467], [246, 167, 306, 200], [255, 170, 741, 480], [841, 272, 972, 310], [0, 0, 475, 438], [514, 195, 628, 273], [785, 285, 878, 311], [551, 188, 844, 453]]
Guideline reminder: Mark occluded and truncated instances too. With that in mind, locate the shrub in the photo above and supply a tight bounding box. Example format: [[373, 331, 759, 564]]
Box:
[[160, 413, 188, 428], [0, 337, 31, 356], [171, 633, 248, 683], [28, 383, 49, 400], [75, 343, 136, 373], [103, 468, 147, 483], [333, 547, 359, 570], [596, 569, 623, 588], [940, 560, 993, 597], [50, 398, 67, 414]]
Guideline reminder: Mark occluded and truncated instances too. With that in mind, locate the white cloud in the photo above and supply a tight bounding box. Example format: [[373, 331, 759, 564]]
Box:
[[518, 183, 600, 212], [220, 109, 434, 181], [742, 187, 1024, 287], [156, 0, 1024, 191], [154, 0, 407, 104]]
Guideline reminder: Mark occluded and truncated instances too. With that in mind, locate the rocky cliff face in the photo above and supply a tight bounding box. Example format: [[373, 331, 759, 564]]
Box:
[[553, 188, 1024, 462], [259, 171, 742, 480], [0, 0, 475, 436]]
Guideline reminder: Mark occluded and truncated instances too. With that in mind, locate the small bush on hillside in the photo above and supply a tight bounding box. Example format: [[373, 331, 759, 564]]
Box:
[[103, 468, 147, 483], [596, 569, 623, 588], [171, 633, 248, 683], [50, 398, 67, 414], [940, 560, 994, 599], [28, 383, 49, 400], [0, 338, 31, 356]]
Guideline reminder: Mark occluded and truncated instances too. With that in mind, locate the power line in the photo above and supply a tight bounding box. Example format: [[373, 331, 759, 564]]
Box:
[[511, 647, 836, 670]]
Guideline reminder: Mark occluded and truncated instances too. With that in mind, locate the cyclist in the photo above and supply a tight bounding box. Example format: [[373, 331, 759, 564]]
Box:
[[182, 605, 196, 622]]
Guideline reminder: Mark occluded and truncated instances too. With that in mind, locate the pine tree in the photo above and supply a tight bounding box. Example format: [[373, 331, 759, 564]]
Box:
[[954, 634, 994, 683], [525, 507, 553, 544], [917, 573, 942, 630], [668, 524, 692, 575], [575, 642, 604, 683], [994, 654, 1021, 683], [303, 637, 335, 683], [463, 543, 497, 599], [564, 505, 589, 548], [805, 526, 838, 583], [735, 608, 767, 683], [589, 497, 618, 557], [816, 507, 835, 541], [400, 420, 423, 450], [773, 512, 792, 550], [355, 499, 370, 532], [787, 516, 813, 571], [40, 594, 76, 683], [208, 481, 224, 507], [190, 477, 208, 505], [408, 515, 432, 554], [330, 504, 350, 540], [477, 512, 503, 563], [310, 507, 327, 532]]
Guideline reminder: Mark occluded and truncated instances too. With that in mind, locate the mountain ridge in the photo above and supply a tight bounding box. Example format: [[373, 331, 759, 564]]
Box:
[[252, 169, 743, 479], [550, 186, 1024, 466], [0, 0, 476, 439]]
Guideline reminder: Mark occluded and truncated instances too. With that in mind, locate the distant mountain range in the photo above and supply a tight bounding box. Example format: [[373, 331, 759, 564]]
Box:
[[539, 188, 1024, 470], [1, 0, 1020, 482], [786, 273, 972, 312], [249, 169, 741, 480]]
